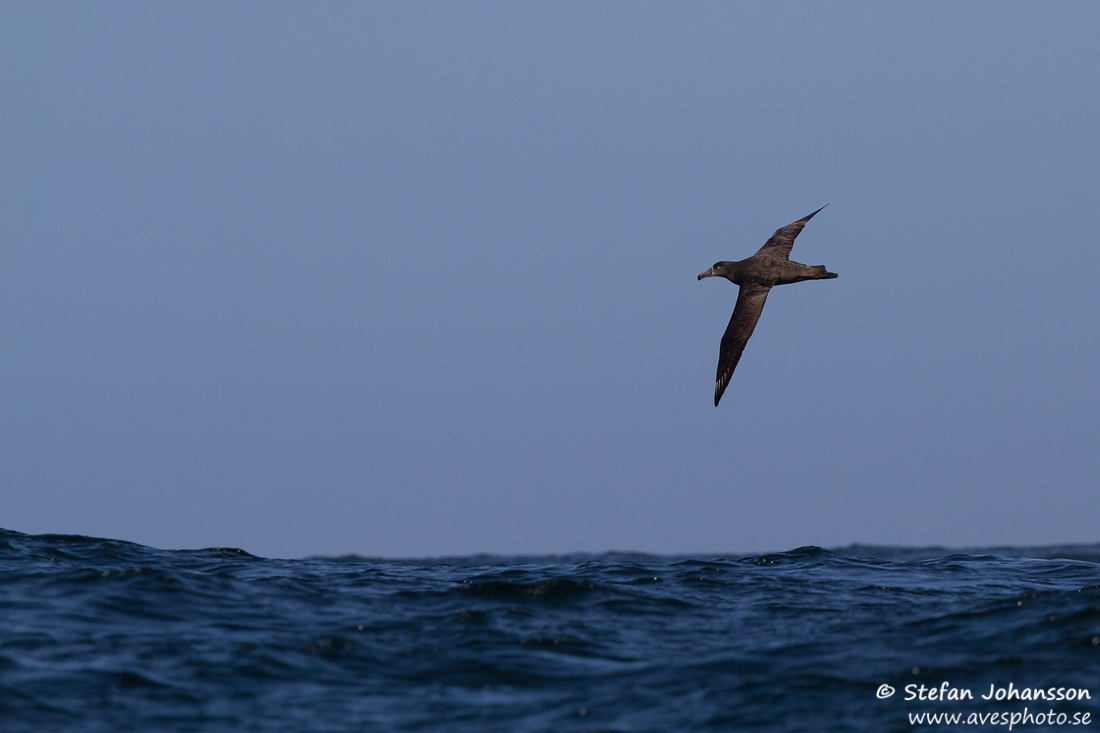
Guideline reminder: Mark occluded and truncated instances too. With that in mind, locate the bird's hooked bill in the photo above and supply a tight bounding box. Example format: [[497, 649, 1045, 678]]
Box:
[[698, 268, 715, 280]]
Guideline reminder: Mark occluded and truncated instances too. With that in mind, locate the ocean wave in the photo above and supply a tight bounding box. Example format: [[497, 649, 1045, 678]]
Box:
[[2, 528, 1099, 732]]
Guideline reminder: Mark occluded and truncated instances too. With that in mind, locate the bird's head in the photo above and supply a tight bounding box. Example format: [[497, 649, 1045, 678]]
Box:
[[698, 261, 734, 281]]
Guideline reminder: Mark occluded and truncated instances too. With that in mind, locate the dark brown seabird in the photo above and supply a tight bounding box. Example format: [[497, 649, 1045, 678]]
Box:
[[698, 206, 837, 406]]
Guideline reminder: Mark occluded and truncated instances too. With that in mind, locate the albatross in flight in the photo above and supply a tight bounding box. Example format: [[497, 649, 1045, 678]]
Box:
[[698, 206, 837, 406]]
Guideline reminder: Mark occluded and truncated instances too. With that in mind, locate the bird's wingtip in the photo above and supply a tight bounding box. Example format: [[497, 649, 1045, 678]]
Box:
[[803, 203, 829, 221]]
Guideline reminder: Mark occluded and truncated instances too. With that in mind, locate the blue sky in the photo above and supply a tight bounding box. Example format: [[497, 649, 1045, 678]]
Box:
[[3, 3, 1098, 558]]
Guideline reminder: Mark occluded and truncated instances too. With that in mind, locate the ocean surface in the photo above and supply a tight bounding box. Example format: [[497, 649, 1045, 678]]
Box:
[[2, 529, 1098, 732]]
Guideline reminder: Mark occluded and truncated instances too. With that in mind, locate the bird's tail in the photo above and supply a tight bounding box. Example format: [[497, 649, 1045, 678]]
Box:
[[814, 265, 838, 279]]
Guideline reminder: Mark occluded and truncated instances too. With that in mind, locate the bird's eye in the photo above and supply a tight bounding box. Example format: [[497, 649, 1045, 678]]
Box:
[[713, 263, 721, 270]]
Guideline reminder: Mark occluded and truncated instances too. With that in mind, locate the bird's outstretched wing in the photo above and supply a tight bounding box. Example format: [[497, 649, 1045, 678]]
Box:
[[714, 283, 771, 406], [754, 205, 827, 260]]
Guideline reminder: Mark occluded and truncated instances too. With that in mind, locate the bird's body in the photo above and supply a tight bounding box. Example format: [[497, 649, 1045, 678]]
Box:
[[721, 257, 834, 288], [698, 206, 837, 406]]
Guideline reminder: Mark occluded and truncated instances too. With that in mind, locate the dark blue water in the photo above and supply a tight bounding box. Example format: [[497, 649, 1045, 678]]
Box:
[[2, 528, 1098, 731]]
